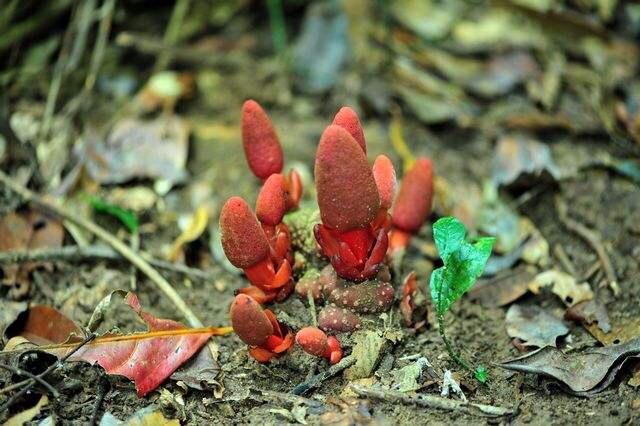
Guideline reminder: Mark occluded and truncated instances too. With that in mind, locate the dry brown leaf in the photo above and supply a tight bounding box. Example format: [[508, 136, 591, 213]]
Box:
[[0, 210, 64, 299], [468, 266, 536, 307], [506, 304, 569, 348], [528, 269, 593, 306]]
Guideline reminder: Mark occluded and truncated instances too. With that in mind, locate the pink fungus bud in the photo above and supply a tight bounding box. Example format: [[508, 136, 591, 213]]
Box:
[[241, 100, 283, 180], [256, 174, 287, 226], [318, 306, 362, 333], [332, 106, 366, 153], [372, 155, 397, 210], [220, 196, 269, 269], [315, 125, 380, 232], [230, 294, 274, 346], [392, 158, 433, 233]]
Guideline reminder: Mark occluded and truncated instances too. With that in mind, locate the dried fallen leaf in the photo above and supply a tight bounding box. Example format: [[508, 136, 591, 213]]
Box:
[[492, 135, 560, 187], [167, 206, 209, 262], [564, 300, 611, 333], [528, 269, 593, 306], [469, 266, 536, 307], [0, 301, 27, 339], [4, 394, 48, 426], [85, 116, 189, 185], [0, 210, 64, 299], [505, 304, 569, 348], [585, 317, 640, 347], [499, 337, 640, 396], [6, 293, 231, 397], [100, 405, 180, 426], [4, 304, 84, 345]]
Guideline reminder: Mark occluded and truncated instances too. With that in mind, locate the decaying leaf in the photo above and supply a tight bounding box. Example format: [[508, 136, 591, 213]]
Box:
[[168, 206, 209, 262], [345, 330, 389, 380], [170, 344, 222, 392], [5, 394, 48, 426], [492, 135, 560, 187], [5, 293, 231, 397], [585, 317, 640, 347], [391, 357, 436, 393], [0, 301, 27, 339], [469, 266, 536, 308], [505, 304, 569, 348], [528, 269, 593, 306], [0, 210, 64, 299], [99, 405, 180, 426], [564, 300, 611, 334], [499, 337, 640, 396], [84, 116, 189, 185]]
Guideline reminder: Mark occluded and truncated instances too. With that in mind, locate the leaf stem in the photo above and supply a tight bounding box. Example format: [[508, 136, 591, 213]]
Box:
[[437, 313, 471, 370]]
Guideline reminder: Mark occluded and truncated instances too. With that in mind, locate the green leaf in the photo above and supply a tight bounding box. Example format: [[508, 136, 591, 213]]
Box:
[[430, 217, 495, 317], [474, 366, 488, 383], [90, 197, 139, 233]]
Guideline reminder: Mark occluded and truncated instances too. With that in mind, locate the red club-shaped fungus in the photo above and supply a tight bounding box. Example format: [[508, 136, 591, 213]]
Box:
[[230, 294, 293, 362], [389, 158, 434, 253], [332, 106, 366, 153], [241, 100, 283, 180], [220, 197, 292, 303], [296, 326, 342, 364], [314, 125, 389, 281]]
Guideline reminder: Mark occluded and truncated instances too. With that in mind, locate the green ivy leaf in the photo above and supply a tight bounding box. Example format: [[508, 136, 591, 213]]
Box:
[[430, 217, 495, 317], [90, 197, 139, 233]]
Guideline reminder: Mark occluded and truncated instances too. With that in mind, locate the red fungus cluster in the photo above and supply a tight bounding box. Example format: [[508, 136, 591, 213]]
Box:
[[221, 100, 434, 364]]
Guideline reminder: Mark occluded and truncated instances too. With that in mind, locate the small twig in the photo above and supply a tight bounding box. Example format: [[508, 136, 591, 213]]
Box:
[[89, 376, 109, 426], [0, 171, 205, 328], [252, 388, 327, 411], [155, 0, 190, 71], [0, 333, 95, 411], [349, 385, 515, 418], [553, 244, 577, 276], [290, 355, 356, 395], [555, 197, 619, 296], [0, 363, 59, 397], [581, 260, 601, 282], [307, 289, 317, 327]]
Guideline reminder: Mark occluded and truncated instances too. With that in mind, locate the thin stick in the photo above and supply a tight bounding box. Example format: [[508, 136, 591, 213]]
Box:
[[0, 334, 95, 411], [290, 355, 356, 395], [556, 198, 619, 296], [89, 376, 109, 426], [0, 170, 205, 328], [350, 385, 515, 418], [0, 245, 216, 280], [0, 363, 59, 397], [553, 244, 577, 276]]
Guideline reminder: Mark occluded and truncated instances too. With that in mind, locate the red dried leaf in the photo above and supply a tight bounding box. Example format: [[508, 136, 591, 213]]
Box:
[[219, 196, 270, 269], [332, 107, 366, 153], [7, 294, 231, 397], [256, 174, 287, 226], [241, 99, 283, 179], [392, 158, 434, 232], [315, 125, 380, 232]]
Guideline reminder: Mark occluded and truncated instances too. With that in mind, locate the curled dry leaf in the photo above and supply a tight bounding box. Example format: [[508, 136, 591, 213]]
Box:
[[167, 206, 209, 262], [4, 304, 84, 345], [564, 300, 611, 334], [492, 135, 560, 188], [505, 304, 569, 348], [84, 116, 189, 185], [0, 210, 64, 299], [499, 337, 640, 396], [528, 269, 593, 306]]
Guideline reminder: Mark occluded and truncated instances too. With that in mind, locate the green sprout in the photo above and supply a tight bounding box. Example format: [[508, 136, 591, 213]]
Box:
[[430, 217, 495, 379]]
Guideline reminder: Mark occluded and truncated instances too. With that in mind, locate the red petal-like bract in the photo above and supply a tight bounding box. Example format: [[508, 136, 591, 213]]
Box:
[[241, 99, 283, 179], [256, 173, 287, 226], [332, 106, 366, 153], [315, 125, 380, 232], [65, 293, 215, 397], [372, 155, 397, 210], [392, 158, 434, 233], [230, 294, 274, 346], [220, 196, 270, 269]]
